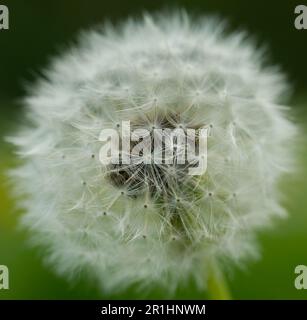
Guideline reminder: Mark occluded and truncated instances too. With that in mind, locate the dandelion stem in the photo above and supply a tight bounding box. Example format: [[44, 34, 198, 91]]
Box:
[[207, 259, 232, 300]]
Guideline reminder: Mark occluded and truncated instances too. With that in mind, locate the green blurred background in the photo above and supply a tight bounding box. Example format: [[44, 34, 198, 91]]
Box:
[[0, 0, 307, 299]]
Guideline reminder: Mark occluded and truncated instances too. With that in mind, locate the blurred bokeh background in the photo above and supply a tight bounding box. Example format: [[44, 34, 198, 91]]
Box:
[[0, 0, 307, 299]]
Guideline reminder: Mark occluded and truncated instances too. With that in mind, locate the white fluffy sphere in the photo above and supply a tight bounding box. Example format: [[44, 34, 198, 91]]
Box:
[[10, 12, 296, 293]]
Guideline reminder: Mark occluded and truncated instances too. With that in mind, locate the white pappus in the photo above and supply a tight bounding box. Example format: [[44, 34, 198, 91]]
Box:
[[9, 11, 296, 294]]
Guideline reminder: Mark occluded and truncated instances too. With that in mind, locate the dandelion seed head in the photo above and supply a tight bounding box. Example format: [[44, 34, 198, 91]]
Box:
[[9, 12, 296, 293]]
